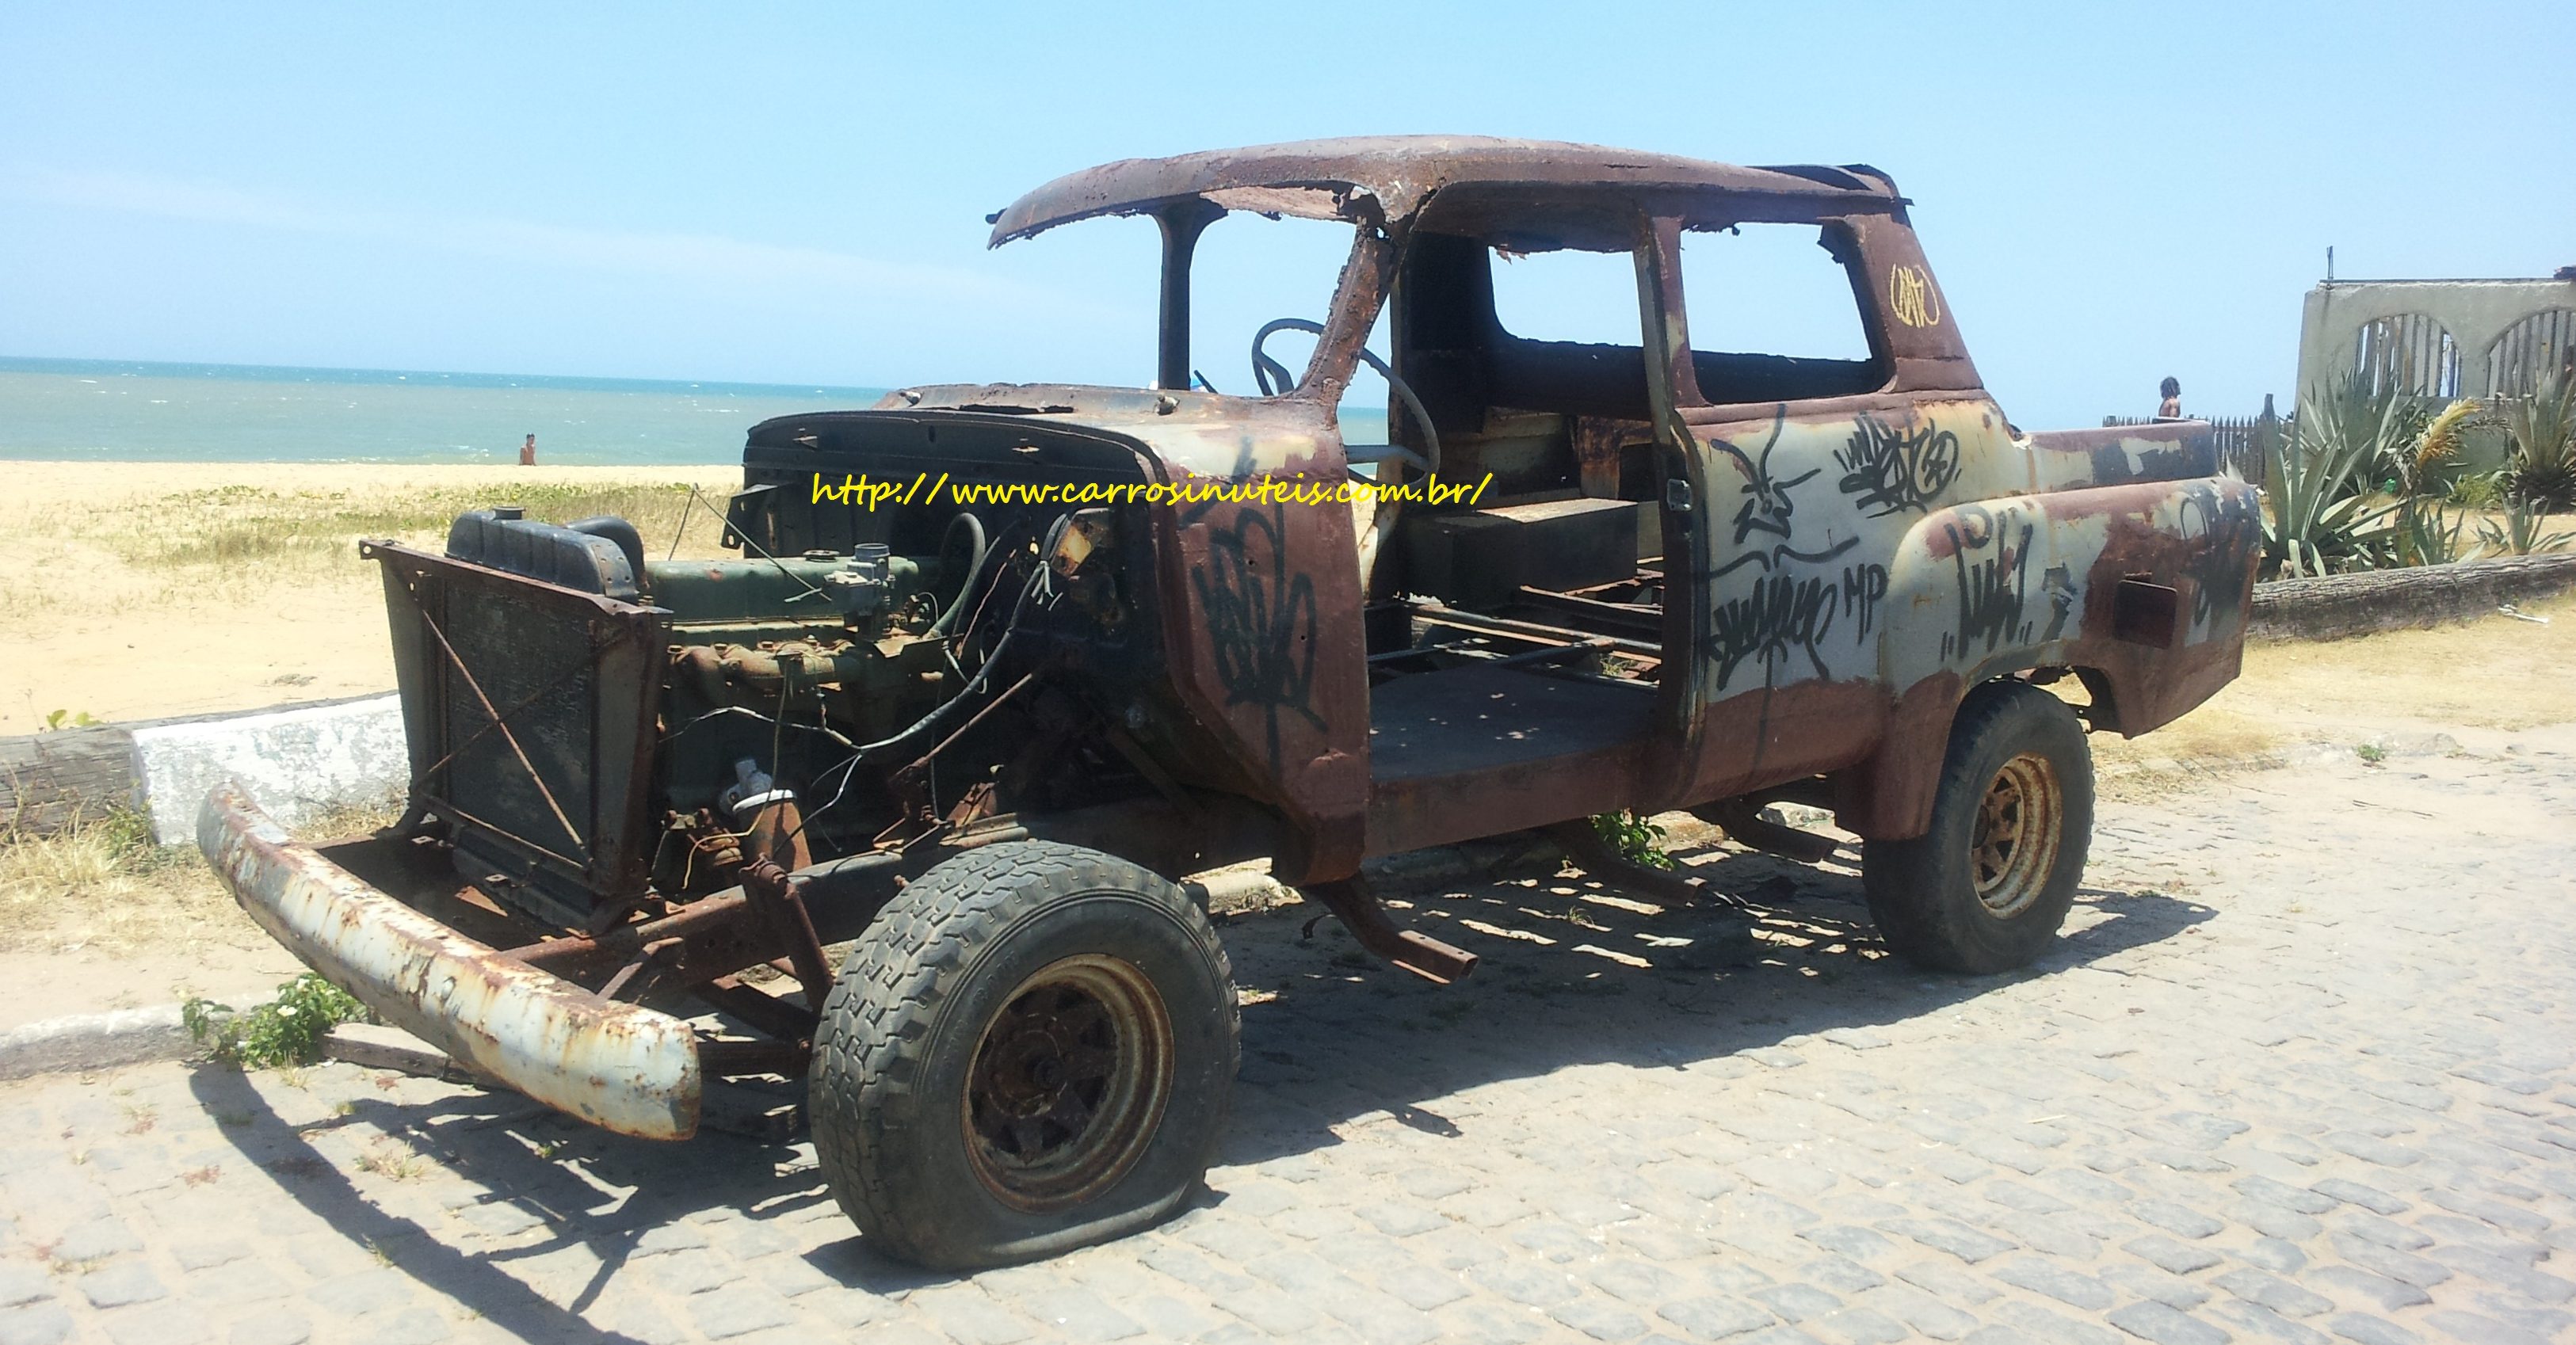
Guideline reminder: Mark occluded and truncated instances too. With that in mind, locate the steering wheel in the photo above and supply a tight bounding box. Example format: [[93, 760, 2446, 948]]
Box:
[[1249, 318, 1443, 478]]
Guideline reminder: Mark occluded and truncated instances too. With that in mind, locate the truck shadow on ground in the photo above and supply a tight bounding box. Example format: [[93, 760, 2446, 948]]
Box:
[[184, 836, 2214, 1335]]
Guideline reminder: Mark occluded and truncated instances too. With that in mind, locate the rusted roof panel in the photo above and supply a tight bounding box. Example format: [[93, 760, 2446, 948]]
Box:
[[987, 136, 1899, 246]]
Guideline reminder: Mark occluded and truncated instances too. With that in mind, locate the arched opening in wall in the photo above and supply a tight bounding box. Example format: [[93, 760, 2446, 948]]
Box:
[[2486, 309, 2576, 398], [2351, 313, 2460, 398]]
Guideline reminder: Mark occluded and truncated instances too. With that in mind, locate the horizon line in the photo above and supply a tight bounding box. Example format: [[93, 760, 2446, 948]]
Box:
[[0, 352, 894, 397]]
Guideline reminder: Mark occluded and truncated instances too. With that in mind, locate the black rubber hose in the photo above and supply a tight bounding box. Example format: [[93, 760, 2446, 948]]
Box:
[[931, 511, 988, 634], [931, 515, 1018, 639]]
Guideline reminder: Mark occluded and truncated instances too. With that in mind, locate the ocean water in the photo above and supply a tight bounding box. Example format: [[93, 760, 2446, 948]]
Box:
[[0, 356, 1394, 464], [0, 356, 890, 464]]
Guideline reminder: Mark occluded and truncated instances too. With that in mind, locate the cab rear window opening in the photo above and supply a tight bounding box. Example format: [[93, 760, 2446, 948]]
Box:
[[1472, 219, 1890, 412]]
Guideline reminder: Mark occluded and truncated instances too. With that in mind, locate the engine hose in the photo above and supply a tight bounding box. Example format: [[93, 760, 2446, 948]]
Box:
[[930, 510, 987, 634], [932, 516, 1017, 639], [854, 554, 1051, 765]]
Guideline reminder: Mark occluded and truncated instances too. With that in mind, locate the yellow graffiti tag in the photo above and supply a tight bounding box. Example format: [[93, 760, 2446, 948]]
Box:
[[1888, 264, 1942, 328]]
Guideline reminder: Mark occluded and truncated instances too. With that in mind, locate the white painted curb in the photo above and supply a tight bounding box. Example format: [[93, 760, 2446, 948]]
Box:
[[0, 1006, 197, 1080], [130, 694, 407, 844]]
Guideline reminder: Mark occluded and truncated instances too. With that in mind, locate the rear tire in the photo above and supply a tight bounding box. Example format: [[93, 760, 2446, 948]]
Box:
[[808, 840, 1239, 1269], [1863, 681, 2093, 974]]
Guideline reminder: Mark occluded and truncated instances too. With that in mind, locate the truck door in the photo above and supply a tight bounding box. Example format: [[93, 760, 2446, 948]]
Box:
[[1654, 215, 2016, 808]]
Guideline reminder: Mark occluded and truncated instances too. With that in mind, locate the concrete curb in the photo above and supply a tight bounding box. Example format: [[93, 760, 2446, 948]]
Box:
[[2, 692, 408, 841], [0, 1005, 197, 1081], [130, 693, 406, 844]]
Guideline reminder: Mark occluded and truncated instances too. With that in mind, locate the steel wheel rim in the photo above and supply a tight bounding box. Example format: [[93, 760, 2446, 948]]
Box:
[[1971, 753, 2061, 917], [962, 954, 1174, 1213]]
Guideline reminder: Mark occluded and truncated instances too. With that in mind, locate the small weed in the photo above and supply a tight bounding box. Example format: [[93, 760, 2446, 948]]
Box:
[[331, 1100, 357, 1118], [212, 1111, 255, 1128], [38, 709, 98, 731], [355, 1141, 427, 1182], [365, 1239, 392, 1267], [184, 973, 369, 1069], [534, 1139, 567, 1160], [2355, 742, 2387, 766], [1590, 810, 1673, 870], [119, 1103, 157, 1135]]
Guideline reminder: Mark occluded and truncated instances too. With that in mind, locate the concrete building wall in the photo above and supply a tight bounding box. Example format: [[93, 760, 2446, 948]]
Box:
[[2295, 277, 2576, 406]]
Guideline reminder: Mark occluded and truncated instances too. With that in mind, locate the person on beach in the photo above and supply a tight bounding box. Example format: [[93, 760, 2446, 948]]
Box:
[[521, 432, 537, 466], [2155, 376, 2182, 421]]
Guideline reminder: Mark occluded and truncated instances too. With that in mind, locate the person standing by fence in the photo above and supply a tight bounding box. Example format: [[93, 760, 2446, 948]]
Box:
[[2155, 376, 2183, 421]]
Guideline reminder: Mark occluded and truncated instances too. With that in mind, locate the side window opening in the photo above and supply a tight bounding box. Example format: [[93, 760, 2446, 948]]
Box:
[[1679, 223, 1887, 405]]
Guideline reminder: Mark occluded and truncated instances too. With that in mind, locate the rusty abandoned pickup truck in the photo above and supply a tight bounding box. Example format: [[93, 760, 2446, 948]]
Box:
[[200, 137, 2261, 1268]]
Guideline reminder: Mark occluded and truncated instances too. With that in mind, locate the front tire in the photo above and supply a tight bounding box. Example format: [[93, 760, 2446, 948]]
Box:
[[1863, 681, 2093, 974], [808, 840, 1239, 1269]]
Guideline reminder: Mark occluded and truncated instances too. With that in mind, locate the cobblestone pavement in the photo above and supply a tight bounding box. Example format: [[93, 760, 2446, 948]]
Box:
[[3, 729, 2573, 1345]]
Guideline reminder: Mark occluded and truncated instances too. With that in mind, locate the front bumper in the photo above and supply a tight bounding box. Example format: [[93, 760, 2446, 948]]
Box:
[[197, 783, 702, 1140]]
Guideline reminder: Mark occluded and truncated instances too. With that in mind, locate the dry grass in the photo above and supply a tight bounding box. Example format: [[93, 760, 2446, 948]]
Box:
[[0, 795, 400, 954], [0, 809, 234, 954], [121, 481, 708, 570], [0, 475, 727, 631], [2236, 594, 2576, 730], [2084, 590, 2576, 796]]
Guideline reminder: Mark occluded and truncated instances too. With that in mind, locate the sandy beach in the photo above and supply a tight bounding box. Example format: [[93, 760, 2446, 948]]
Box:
[[0, 461, 741, 733]]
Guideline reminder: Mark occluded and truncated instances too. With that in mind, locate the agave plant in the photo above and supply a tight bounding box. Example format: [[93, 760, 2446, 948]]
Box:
[[2264, 372, 2408, 577], [2390, 495, 2475, 567], [2476, 495, 2576, 556], [2502, 362, 2576, 511]]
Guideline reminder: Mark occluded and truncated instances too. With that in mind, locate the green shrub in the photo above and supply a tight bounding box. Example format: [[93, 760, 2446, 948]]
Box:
[[1589, 810, 1672, 870], [2447, 471, 2505, 509], [184, 974, 370, 1069]]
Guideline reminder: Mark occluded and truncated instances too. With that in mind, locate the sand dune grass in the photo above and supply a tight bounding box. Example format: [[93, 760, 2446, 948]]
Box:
[[0, 463, 740, 730]]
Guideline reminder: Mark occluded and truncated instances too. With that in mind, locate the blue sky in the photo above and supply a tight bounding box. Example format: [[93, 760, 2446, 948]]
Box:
[[2, 2, 2570, 429]]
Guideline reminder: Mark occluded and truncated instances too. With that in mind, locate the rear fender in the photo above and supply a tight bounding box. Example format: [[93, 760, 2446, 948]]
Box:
[[1844, 478, 2259, 837]]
